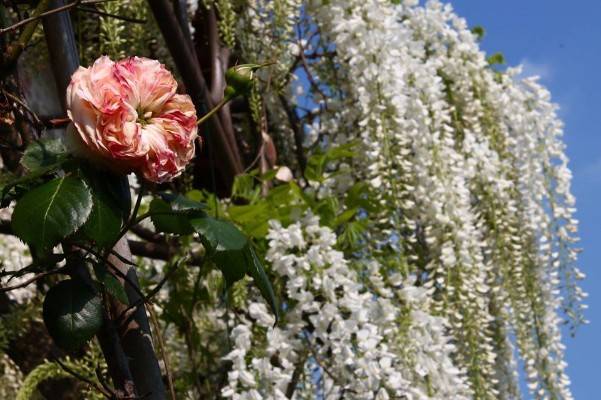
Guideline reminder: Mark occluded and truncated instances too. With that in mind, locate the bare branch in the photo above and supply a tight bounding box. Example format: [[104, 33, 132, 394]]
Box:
[[0, 265, 68, 293], [0, 0, 111, 36], [77, 6, 147, 24], [147, 306, 176, 400], [54, 357, 113, 399], [278, 94, 307, 173]]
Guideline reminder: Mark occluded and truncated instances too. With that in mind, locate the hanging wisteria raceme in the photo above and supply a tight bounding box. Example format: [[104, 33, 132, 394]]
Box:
[[221, 214, 472, 399], [0, 0, 585, 398], [226, 0, 586, 399]]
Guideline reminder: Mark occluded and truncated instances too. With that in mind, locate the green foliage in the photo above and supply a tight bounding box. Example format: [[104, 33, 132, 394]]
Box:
[[229, 181, 308, 237], [487, 52, 506, 65], [94, 265, 129, 305], [11, 176, 93, 252], [216, 0, 236, 48], [150, 198, 194, 234], [0, 140, 71, 206], [81, 167, 130, 247], [16, 361, 68, 400], [42, 279, 103, 350], [146, 192, 278, 315], [190, 217, 248, 285], [471, 25, 485, 41], [16, 351, 106, 400], [191, 216, 278, 316], [20, 139, 68, 172], [229, 144, 370, 250], [245, 245, 278, 318], [149, 193, 206, 235], [304, 141, 356, 183]]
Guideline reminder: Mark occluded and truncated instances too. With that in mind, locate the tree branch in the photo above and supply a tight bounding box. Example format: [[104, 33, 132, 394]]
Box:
[[147, 0, 243, 189], [0, 0, 112, 36], [0, 0, 51, 73], [278, 94, 307, 173]]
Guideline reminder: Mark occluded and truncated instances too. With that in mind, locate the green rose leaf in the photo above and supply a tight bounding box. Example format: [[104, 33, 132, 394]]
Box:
[[159, 192, 206, 213], [42, 279, 103, 350], [190, 216, 247, 253], [12, 176, 93, 251], [21, 139, 68, 172], [81, 168, 130, 247], [190, 216, 278, 317], [150, 198, 195, 235], [190, 216, 247, 285], [150, 194, 205, 235]]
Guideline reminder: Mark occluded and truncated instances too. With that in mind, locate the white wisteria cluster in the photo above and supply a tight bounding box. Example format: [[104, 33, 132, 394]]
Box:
[[305, 0, 582, 398], [221, 213, 472, 399], [0, 207, 34, 304], [232, 0, 584, 399]]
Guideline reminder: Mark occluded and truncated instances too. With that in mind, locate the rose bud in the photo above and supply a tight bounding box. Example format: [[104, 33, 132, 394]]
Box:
[[224, 62, 274, 97], [66, 56, 198, 183], [225, 64, 258, 97]]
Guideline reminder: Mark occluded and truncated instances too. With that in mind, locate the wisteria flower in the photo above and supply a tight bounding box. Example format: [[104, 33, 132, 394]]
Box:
[[66, 56, 197, 183]]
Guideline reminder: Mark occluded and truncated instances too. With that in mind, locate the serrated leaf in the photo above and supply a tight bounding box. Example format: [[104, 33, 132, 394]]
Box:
[[150, 198, 195, 234], [12, 176, 92, 251], [190, 216, 278, 316], [0, 162, 67, 206], [190, 217, 247, 285], [42, 279, 103, 350], [190, 216, 247, 252], [21, 139, 68, 172], [81, 168, 130, 247], [159, 192, 206, 213]]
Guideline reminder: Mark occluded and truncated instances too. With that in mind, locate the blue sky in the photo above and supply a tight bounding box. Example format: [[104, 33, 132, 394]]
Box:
[[444, 1, 601, 398]]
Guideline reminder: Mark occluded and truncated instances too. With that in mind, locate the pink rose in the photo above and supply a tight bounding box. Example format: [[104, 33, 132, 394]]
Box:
[[66, 56, 197, 183]]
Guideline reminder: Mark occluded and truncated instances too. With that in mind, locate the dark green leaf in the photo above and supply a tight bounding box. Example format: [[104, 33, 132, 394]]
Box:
[[0, 161, 68, 207], [42, 279, 103, 350], [245, 246, 278, 319], [12, 176, 92, 251], [21, 139, 68, 172], [159, 192, 206, 213], [190, 216, 278, 315], [149, 198, 195, 234], [190, 216, 247, 253], [81, 168, 130, 247], [190, 217, 247, 285]]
